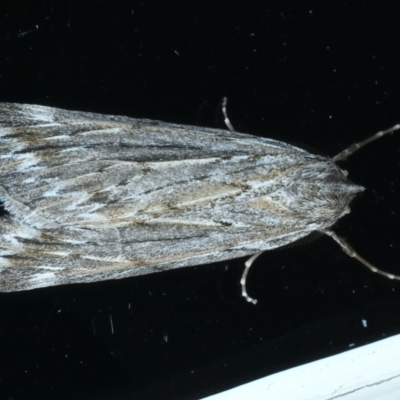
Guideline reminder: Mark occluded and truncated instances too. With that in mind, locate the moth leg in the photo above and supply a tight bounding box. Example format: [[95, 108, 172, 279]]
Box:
[[241, 251, 264, 305], [333, 124, 400, 162], [222, 97, 236, 132], [324, 230, 400, 281]]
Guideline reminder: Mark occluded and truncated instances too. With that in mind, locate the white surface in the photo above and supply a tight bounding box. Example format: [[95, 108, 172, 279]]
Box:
[[203, 334, 400, 400]]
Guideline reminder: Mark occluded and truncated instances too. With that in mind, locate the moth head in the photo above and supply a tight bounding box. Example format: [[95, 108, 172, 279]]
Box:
[[289, 161, 365, 225]]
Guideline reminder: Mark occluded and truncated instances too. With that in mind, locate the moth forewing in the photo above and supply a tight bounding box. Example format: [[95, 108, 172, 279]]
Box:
[[0, 102, 399, 303]]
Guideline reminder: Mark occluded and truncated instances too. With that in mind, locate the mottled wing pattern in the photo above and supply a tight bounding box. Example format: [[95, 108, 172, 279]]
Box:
[[0, 103, 353, 291]]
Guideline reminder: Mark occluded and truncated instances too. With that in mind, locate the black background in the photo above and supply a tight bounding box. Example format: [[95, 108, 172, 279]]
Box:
[[1, 1, 399, 399]]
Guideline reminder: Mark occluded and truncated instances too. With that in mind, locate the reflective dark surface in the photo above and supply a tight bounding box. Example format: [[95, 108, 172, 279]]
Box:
[[1, 2, 399, 399]]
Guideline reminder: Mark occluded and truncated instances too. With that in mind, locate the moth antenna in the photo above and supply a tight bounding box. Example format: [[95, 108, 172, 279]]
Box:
[[324, 230, 400, 281], [241, 251, 264, 304], [333, 124, 400, 162], [222, 97, 236, 132]]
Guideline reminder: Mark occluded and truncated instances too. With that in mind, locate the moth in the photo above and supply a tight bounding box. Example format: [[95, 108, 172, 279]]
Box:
[[0, 100, 399, 304]]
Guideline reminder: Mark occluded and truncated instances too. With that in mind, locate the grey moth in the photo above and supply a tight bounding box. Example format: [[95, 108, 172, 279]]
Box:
[[0, 101, 398, 303]]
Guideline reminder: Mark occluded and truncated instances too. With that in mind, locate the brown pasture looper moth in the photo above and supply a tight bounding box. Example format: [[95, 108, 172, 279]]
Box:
[[0, 100, 398, 304]]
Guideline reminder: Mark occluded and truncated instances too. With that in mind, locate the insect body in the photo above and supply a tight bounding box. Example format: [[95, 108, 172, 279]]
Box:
[[0, 102, 398, 303]]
